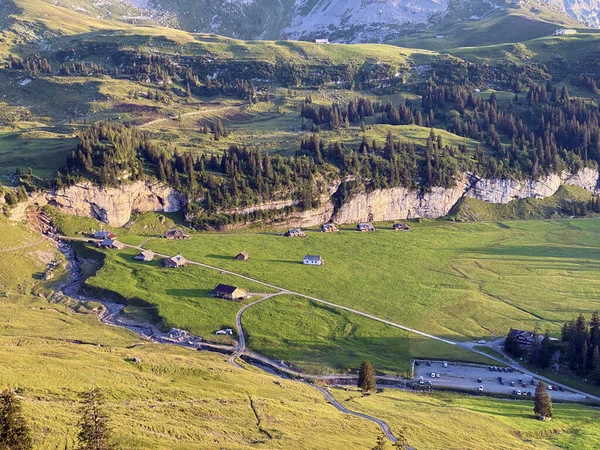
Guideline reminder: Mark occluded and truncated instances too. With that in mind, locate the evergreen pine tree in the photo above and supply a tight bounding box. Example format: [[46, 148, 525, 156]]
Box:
[[533, 381, 553, 420], [0, 389, 33, 450], [76, 388, 113, 450], [358, 360, 377, 393]]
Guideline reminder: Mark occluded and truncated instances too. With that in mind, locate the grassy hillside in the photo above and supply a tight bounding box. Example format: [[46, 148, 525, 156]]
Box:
[[243, 295, 493, 376], [395, 1, 584, 51], [3, 216, 600, 448], [0, 214, 387, 449], [329, 387, 600, 449]]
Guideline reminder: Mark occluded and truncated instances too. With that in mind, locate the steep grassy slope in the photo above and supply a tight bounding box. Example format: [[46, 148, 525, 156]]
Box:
[[0, 216, 385, 449], [329, 387, 600, 449]]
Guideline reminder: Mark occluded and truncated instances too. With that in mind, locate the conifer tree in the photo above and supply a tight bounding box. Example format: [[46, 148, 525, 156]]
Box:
[[533, 381, 553, 420], [0, 389, 33, 450], [77, 388, 113, 450], [358, 360, 376, 393]]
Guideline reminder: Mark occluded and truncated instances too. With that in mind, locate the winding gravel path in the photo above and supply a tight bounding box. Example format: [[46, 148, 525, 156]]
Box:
[[314, 386, 400, 444]]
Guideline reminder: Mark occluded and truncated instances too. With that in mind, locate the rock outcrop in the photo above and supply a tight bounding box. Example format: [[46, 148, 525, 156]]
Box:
[[46, 181, 185, 227], [29, 168, 600, 228], [333, 175, 471, 224]]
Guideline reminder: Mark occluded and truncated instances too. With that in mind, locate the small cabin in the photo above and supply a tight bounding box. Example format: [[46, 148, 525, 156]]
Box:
[[97, 238, 125, 250], [235, 251, 249, 261], [555, 28, 577, 36], [321, 223, 338, 233], [303, 255, 324, 266], [94, 230, 115, 240], [284, 228, 307, 238], [214, 284, 247, 300], [393, 222, 411, 232], [164, 229, 190, 240], [134, 250, 155, 262], [357, 223, 375, 232], [164, 255, 187, 268]]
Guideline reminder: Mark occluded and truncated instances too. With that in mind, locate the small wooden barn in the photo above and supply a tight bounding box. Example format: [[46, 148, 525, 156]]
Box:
[[235, 251, 249, 261], [98, 238, 125, 250], [164, 229, 190, 240], [164, 255, 187, 268], [134, 250, 155, 262], [321, 223, 338, 233], [94, 230, 115, 240], [393, 222, 411, 231], [214, 284, 247, 300], [357, 223, 375, 232], [284, 228, 307, 237]]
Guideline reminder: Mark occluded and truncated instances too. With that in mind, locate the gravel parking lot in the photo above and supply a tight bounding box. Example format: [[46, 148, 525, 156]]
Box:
[[413, 360, 586, 401]]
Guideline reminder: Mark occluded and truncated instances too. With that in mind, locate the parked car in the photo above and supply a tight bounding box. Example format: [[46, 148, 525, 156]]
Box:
[[489, 366, 494, 371], [512, 390, 518, 395], [516, 390, 522, 396], [426, 361, 431, 366], [521, 383, 527, 388], [478, 378, 482, 383], [427, 380, 432, 386], [527, 391, 532, 396], [419, 376, 424, 385], [478, 340, 486, 344], [415, 361, 421, 366], [431, 372, 436, 378], [500, 380, 505, 385], [443, 362, 448, 368], [478, 385, 484, 392], [547, 385, 553, 390], [510, 381, 515, 387], [435, 373, 441, 378], [530, 379, 536, 385]]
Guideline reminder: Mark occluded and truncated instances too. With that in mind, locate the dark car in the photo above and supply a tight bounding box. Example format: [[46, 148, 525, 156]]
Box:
[[498, 376, 503, 382], [521, 383, 527, 388], [512, 389, 518, 395], [426, 361, 431, 366], [530, 379, 535, 385], [489, 366, 494, 371], [559, 386, 565, 392], [526, 391, 532, 396], [510, 381, 515, 387], [500, 380, 505, 385], [415, 361, 420, 366], [478, 378, 482, 383]]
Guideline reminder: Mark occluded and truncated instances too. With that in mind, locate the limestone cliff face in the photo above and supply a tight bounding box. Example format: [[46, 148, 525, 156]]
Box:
[[47, 181, 185, 227], [326, 168, 600, 225], [333, 176, 470, 224], [466, 169, 600, 203], [35, 168, 600, 228]]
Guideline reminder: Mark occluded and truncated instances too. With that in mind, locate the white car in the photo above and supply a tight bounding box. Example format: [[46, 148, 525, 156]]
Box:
[[443, 362, 448, 368], [478, 340, 486, 344], [547, 385, 553, 390], [431, 372, 436, 378], [478, 385, 484, 392], [517, 390, 522, 396], [435, 373, 441, 378]]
